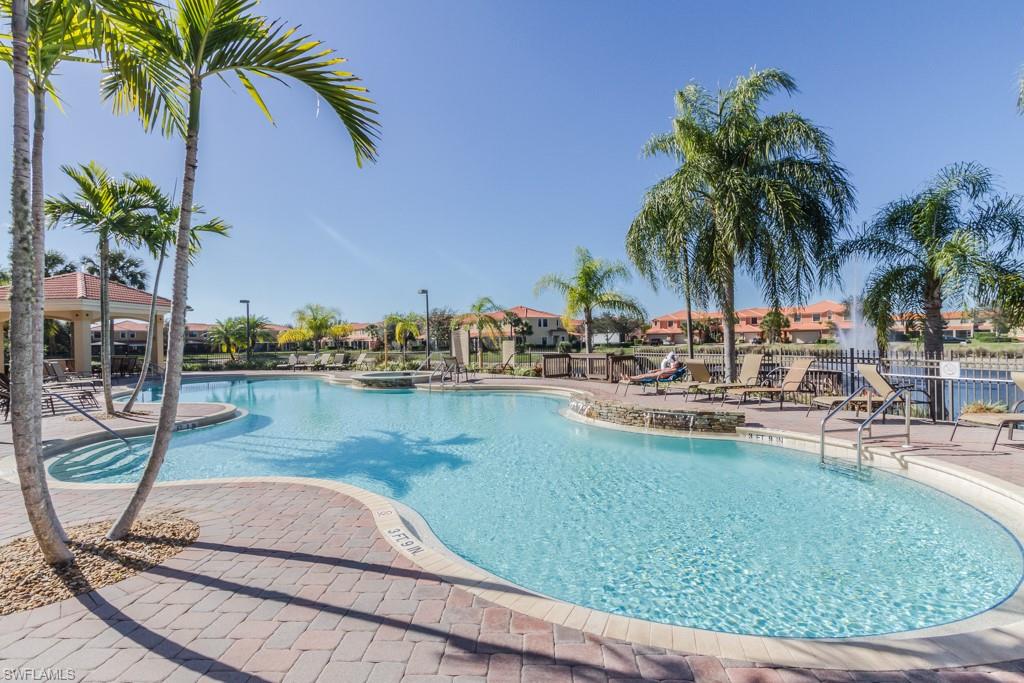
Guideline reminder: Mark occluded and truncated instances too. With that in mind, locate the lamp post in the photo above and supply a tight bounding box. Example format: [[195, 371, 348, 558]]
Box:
[[418, 289, 430, 369], [239, 299, 251, 363]]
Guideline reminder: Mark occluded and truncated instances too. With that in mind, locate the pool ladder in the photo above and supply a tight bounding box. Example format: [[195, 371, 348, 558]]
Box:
[[819, 383, 912, 478]]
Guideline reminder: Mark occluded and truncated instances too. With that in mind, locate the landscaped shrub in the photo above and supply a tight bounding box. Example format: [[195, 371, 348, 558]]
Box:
[[961, 401, 1007, 414]]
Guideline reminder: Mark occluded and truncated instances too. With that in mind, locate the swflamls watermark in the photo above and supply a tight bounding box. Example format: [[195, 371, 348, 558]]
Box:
[[1, 669, 76, 681]]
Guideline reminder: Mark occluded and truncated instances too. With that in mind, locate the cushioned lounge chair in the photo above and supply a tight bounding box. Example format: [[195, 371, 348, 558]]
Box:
[[275, 353, 298, 370], [616, 365, 686, 396], [950, 371, 1024, 450]]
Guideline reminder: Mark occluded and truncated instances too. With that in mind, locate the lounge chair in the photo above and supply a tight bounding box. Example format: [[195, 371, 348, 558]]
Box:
[[45, 360, 100, 389], [312, 353, 333, 370], [441, 356, 470, 383], [353, 352, 371, 370], [294, 354, 314, 370], [693, 353, 763, 403], [496, 340, 517, 373], [723, 357, 815, 408], [677, 360, 717, 401], [950, 371, 1024, 449], [275, 353, 298, 370], [809, 364, 934, 421], [327, 352, 347, 370], [616, 364, 686, 396]]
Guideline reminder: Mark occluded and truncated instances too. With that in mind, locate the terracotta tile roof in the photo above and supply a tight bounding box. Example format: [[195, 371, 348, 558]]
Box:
[[90, 320, 150, 332], [489, 306, 563, 321], [0, 272, 171, 307]]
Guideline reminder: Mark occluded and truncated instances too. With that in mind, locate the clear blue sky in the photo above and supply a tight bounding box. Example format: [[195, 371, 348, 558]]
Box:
[[2, 0, 1024, 325]]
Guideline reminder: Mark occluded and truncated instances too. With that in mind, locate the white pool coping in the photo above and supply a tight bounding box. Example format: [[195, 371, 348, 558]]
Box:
[[3, 372, 1023, 670]]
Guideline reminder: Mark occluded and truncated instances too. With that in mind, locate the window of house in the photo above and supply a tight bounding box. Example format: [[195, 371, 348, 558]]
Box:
[[812, 313, 821, 322], [749, 317, 758, 325], [539, 318, 548, 328], [827, 311, 833, 320], [793, 313, 802, 322]]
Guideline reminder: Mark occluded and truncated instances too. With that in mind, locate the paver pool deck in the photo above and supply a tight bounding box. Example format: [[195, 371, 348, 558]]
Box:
[[1, 372, 1023, 682]]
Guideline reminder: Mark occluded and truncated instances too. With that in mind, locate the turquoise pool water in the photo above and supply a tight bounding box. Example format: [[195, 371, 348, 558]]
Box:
[[50, 378, 1023, 638]]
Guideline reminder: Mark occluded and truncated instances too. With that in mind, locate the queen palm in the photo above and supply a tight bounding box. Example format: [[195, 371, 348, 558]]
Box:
[[123, 179, 229, 413], [535, 247, 646, 354], [293, 304, 341, 351], [458, 296, 503, 369], [627, 177, 710, 358], [635, 69, 853, 379], [45, 162, 153, 415], [100, 0, 379, 540], [843, 162, 1024, 358], [207, 318, 245, 359], [2, 0, 97, 409], [6, 0, 72, 564], [390, 313, 420, 361]]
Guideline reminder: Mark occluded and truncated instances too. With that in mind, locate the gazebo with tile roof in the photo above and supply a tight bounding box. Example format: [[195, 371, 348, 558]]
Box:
[[0, 272, 172, 373]]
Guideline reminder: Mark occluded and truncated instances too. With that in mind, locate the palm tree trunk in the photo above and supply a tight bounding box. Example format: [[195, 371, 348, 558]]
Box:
[[682, 250, 695, 359], [584, 310, 593, 353], [9, 0, 72, 564], [99, 235, 115, 414], [922, 275, 945, 359], [124, 247, 166, 413], [721, 265, 737, 381], [108, 83, 203, 540], [31, 87, 46, 398], [923, 274, 946, 420]]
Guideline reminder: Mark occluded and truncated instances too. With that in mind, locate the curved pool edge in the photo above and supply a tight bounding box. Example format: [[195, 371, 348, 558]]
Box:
[[10, 372, 1024, 669]]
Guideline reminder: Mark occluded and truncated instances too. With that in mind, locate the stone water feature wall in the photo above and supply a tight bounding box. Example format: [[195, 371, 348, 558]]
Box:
[[567, 397, 745, 433]]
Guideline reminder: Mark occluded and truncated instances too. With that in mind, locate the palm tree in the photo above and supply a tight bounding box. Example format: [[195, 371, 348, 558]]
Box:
[[842, 163, 1024, 358], [6, 0, 72, 564], [535, 247, 646, 354], [458, 297, 503, 369], [390, 313, 421, 360], [44, 249, 77, 276], [45, 162, 152, 415], [207, 318, 244, 359], [81, 248, 148, 288], [634, 69, 854, 378], [100, 0, 379, 540], [627, 178, 710, 358], [293, 304, 341, 351], [2, 0, 97, 414], [122, 180, 229, 413]]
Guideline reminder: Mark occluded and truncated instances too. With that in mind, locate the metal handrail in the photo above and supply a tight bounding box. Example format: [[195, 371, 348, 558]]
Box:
[[43, 389, 133, 449], [855, 387, 912, 469], [819, 382, 871, 464]]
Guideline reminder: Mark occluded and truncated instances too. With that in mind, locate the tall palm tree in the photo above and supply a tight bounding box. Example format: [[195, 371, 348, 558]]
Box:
[[842, 163, 1024, 358], [635, 69, 854, 379], [2, 0, 97, 409], [100, 0, 379, 540], [390, 313, 420, 360], [535, 247, 646, 354], [44, 249, 76, 276], [6, 0, 72, 565], [81, 248, 148, 288], [458, 296, 503, 369], [627, 178, 710, 358], [122, 180, 229, 413], [293, 304, 341, 351], [207, 318, 244, 359], [45, 162, 152, 415]]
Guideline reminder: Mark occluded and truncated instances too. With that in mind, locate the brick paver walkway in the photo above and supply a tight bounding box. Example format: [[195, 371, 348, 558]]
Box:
[[1, 480, 1023, 683]]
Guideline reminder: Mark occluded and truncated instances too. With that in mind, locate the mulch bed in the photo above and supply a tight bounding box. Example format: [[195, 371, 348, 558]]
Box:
[[0, 514, 199, 616]]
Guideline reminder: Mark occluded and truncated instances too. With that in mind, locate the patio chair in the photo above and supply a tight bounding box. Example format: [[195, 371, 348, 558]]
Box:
[[677, 360, 717, 401], [275, 353, 298, 370], [45, 361, 100, 389], [616, 364, 685, 396], [294, 354, 314, 370], [327, 352, 347, 370], [312, 353, 333, 370], [723, 357, 815, 409], [353, 353, 371, 370], [811, 363, 934, 421], [950, 371, 1024, 450], [496, 340, 517, 373], [441, 356, 470, 383], [695, 353, 763, 403]]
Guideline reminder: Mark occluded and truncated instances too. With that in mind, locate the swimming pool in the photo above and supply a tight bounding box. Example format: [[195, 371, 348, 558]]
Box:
[[49, 377, 1024, 639]]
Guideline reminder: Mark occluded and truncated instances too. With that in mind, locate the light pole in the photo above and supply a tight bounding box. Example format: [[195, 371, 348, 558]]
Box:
[[239, 299, 251, 363], [418, 289, 430, 369]]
